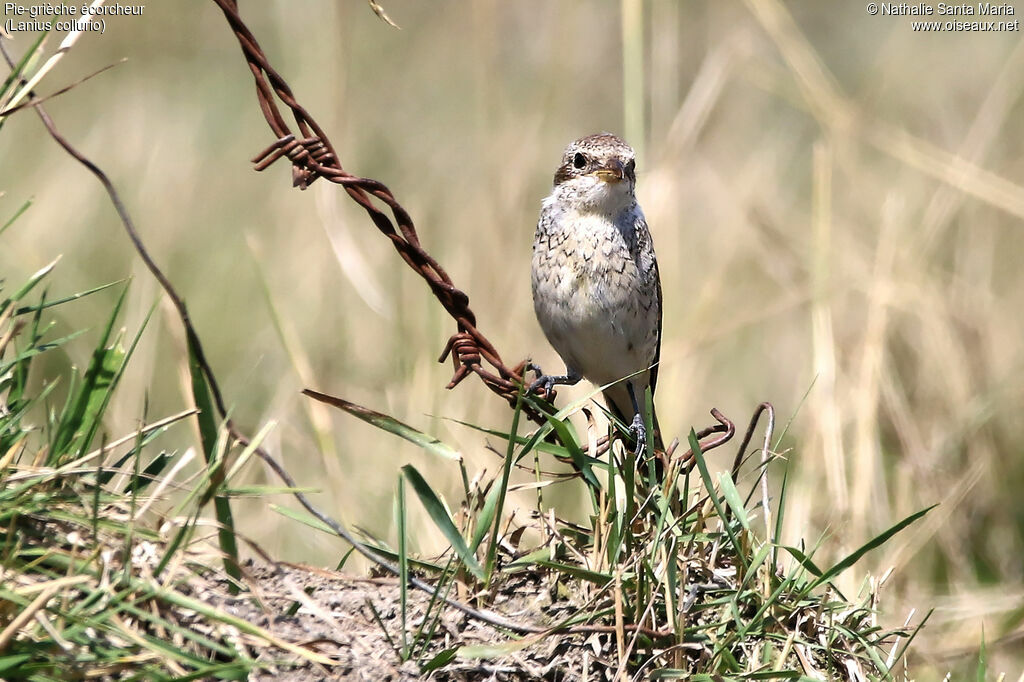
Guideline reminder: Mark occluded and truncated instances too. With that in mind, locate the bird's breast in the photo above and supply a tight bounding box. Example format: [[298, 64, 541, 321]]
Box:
[[531, 207, 659, 384], [533, 212, 640, 307]]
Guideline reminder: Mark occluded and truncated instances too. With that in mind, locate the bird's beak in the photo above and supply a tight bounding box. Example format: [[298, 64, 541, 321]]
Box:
[[591, 159, 625, 184]]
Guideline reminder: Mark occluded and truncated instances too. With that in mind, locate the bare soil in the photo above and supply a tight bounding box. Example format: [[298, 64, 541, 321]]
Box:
[[193, 560, 615, 681]]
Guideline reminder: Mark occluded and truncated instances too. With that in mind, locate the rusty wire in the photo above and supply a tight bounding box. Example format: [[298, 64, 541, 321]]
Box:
[[212, 0, 531, 419]]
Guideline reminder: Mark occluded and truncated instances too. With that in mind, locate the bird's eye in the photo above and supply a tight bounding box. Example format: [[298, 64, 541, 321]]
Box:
[[572, 152, 587, 170]]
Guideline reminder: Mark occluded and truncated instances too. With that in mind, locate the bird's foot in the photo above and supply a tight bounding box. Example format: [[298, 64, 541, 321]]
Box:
[[526, 363, 578, 400], [629, 413, 647, 455], [526, 363, 552, 398]]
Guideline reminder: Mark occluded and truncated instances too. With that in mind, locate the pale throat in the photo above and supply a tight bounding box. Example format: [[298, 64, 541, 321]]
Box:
[[549, 177, 636, 219]]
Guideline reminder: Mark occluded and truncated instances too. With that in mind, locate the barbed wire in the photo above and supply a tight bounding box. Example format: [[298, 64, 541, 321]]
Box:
[[210, 0, 748, 468]]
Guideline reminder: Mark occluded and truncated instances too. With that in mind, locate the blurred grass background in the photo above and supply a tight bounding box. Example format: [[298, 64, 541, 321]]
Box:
[[2, 0, 1023, 676]]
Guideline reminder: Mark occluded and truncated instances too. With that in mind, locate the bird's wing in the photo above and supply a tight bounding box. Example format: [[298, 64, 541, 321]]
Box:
[[635, 212, 662, 396], [651, 255, 663, 396]]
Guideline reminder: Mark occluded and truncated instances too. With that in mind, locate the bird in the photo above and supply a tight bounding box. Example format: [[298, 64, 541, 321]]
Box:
[[530, 132, 664, 457]]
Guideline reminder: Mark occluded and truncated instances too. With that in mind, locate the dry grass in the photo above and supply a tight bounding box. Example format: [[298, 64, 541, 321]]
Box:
[[2, 1, 1023, 677]]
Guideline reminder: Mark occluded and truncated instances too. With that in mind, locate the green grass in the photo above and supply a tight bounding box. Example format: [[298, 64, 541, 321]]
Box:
[[318, 381, 929, 678], [5, 256, 930, 679], [0, 202, 316, 677]]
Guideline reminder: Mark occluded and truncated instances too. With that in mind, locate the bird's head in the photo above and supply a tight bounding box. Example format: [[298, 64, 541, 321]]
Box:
[[551, 133, 637, 211]]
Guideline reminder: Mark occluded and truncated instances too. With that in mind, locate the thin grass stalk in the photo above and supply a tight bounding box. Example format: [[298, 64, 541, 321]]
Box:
[[484, 389, 523, 586], [396, 474, 409, 659]]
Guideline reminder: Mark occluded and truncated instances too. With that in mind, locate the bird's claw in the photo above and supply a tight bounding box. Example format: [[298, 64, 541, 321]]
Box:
[[530, 375, 559, 399], [629, 413, 647, 455], [526, 363, 555, 399]]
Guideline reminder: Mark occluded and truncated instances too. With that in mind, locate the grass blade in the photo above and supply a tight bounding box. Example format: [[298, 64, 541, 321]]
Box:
[[51, 285, 130, 461], [396, 475, 409, 659], [402, 464, 484, 580], [185, 332, 240, 588], [689, 429, 748, 571], [0, 199, 31, 237], [718, 471, 751, 531], [805, 504, 937, 594], [304, 389, 460, 461], [485, 392, 524, 583]]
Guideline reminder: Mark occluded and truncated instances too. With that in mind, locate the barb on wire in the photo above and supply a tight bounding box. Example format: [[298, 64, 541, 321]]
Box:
[[659, 408, 736, 474], [729, 402, 775, 482], [730, 401, 776, 532]]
